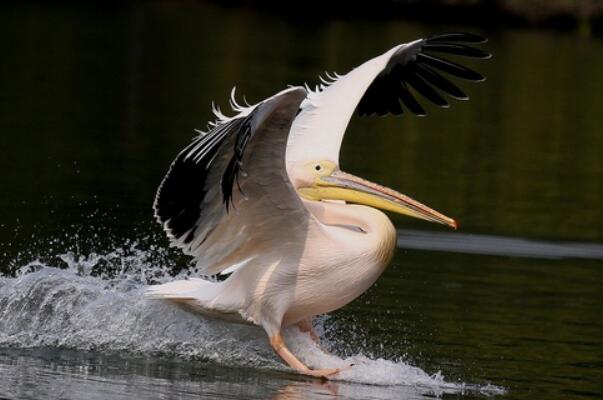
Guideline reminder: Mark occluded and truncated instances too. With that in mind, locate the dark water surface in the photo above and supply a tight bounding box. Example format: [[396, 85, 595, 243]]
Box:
[[1, 3, 602, 400]]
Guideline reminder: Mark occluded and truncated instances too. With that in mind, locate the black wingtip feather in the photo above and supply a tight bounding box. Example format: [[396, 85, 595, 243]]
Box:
[[423, 43, 492, 59], [417, 53, 485, 82], [415, 64, 469, 100], [405, 73, 449, 108], [399, 82, 427, 116], [154, 117, 249, 244], [428, 32, 488, 44], [154, 137, 219, 241], [357, 31, 488, 117]]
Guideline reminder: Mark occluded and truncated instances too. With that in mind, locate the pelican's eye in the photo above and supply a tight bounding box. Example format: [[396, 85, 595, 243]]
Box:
[[306, 161, 333, 177]]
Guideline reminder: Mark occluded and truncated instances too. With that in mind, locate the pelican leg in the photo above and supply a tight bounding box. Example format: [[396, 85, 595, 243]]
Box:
[[297, 319, 320, 343], [297, 319, 333, 356], [269, 333, 340, 378]]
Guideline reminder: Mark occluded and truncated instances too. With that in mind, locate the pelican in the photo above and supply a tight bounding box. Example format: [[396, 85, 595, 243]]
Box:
[[147, 33, 489, 377]]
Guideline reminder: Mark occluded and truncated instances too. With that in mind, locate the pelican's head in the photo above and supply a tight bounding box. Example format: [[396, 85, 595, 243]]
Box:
[[293, 160, 457, 229]]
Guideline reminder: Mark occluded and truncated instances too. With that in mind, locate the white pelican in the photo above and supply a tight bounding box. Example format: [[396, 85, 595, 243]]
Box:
[[147, 33, 489, 377]]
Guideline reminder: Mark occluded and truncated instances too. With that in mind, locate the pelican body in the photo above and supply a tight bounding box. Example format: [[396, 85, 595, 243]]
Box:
[[147, 33, 489, 377]]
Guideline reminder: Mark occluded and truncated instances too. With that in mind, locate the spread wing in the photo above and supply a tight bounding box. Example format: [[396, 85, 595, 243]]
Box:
[[154, 87, 309, 275], [287, 32, 490, 165]]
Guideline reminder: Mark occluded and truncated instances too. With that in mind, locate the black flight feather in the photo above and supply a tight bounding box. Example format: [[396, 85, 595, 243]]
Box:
[[154, 111, 257, 244], [358, 32, 489, 117]]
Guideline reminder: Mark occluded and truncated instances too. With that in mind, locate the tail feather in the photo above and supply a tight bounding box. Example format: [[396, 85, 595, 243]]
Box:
[[146, 278, 249, 324], [145, 278, 216, 300]]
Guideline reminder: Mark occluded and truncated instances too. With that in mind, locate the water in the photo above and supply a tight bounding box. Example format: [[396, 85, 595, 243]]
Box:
[[1, 3, 602, 399]]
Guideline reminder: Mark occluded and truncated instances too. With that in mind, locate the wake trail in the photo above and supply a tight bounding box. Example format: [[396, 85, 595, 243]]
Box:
[[0, 245, 504, 396]]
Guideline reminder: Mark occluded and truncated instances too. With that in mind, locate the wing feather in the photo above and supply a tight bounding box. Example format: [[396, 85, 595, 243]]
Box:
[[286, 32, 489, 166], [155, 33, 489, 274], [154, 87, 309, 275]]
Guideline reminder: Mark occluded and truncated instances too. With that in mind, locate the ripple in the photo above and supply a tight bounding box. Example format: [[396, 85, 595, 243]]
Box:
[[397, 229, 603, 259]]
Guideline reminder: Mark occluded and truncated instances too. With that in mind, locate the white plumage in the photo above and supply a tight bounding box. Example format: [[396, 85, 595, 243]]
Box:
[[148, 33, 489, 377]]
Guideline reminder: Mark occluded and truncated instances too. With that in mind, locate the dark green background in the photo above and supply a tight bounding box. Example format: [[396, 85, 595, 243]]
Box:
[[0, 3, 602, 399]]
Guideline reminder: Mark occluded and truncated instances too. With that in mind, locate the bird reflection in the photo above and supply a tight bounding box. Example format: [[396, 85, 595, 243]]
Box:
[[271, 381, 339, 400]]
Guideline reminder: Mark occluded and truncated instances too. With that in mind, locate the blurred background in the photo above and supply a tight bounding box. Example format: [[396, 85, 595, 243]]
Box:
[[0, 2, 602, 400], [1, 1, 603, 261]]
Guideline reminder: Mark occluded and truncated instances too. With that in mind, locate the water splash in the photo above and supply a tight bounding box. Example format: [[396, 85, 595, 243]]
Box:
[[0, 267, 278, 368], [0, 237, 505, 396]]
